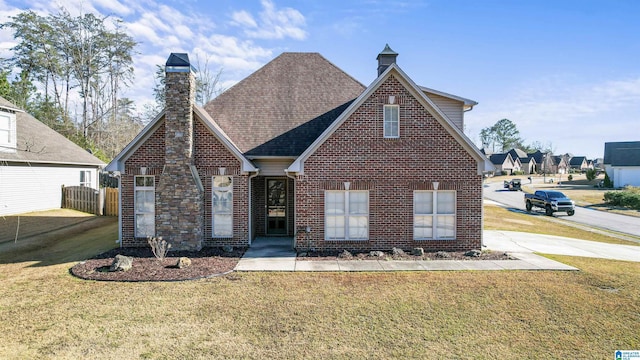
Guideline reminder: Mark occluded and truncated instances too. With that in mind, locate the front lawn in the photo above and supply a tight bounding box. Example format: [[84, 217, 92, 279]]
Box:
[[0, 210, 638, 358]]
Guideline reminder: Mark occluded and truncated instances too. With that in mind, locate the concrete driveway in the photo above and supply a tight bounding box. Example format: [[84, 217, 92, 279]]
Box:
[[484, 230, 640, 262]]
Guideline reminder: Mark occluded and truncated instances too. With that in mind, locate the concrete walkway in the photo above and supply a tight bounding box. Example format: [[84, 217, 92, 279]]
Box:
[[234, 235, 579, 272]]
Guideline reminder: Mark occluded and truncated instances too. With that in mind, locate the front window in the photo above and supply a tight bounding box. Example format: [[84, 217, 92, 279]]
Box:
[[135, 176, 155, 238], [325, 190, 369, 240], [212, 176, 233, 237], [383, 105, 399, 138], [414, 190, 456, 240]]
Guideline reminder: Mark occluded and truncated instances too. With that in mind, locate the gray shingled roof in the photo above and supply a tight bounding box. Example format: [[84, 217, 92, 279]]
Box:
[[0, 96, 104, 166], [203, 53, 366, 156], [604, 141, 640, 166], [569, 156, 586, 166], [489, 153, 509, 165], [245, 100, 355, 157]]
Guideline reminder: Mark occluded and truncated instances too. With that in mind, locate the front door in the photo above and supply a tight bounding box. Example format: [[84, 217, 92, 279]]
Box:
[[266, 178, 287, 235]]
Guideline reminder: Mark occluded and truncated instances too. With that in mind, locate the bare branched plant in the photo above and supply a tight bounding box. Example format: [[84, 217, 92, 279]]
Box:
[[147, 236, 171, 261]]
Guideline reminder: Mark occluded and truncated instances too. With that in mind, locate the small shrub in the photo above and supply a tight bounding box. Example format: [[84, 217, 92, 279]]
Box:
[[512, 171, 524, 176], [147, 236, 171, 261], [603, 172, 613, 188], [586, 168, 597, 181], [568, 174, 573, 181], [604, 187, 640, 210]]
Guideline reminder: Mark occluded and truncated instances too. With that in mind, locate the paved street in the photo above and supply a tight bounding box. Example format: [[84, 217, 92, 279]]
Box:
[[483, 179, 640, 238]]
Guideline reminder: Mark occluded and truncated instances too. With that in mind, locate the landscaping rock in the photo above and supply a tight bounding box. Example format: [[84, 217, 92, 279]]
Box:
[[411, 247, 425, 256], [435, 251, 450, 259], [392, 247, 406, 256], [464, 249, 482, 258], [222, 245, 234, 253], [369, 251, 385, 258], [338, 250, 353, 259], [176, 257, 192, 269], [109, 254, 133, 272]]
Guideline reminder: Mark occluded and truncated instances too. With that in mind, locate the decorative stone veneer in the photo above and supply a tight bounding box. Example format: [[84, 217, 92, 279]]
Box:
[[155, 69, 204, 251], [294, 74, 483, 252]]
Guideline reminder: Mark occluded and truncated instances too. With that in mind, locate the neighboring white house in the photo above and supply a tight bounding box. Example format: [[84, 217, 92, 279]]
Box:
[[603, 141, 640, 188], [0, 96, 105, 216]]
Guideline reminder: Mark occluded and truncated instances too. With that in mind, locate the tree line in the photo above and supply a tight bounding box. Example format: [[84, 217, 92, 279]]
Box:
[[0, 8, 222, 162], [480, 118, 554, 154]]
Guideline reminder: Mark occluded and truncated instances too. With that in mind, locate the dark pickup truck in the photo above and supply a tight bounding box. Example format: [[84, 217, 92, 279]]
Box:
[[525, 190, 575, 216]]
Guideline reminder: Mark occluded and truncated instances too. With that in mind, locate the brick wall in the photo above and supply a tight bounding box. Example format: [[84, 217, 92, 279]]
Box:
[[294, 74, 483, 252], [121, 117, 251, 248]]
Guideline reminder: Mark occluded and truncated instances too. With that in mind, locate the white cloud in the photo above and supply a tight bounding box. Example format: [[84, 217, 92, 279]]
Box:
[[231, 0, 307, 40], [230, 10, 258, 28], [92, 0, 133, 16], [466, 75, 640, 158]]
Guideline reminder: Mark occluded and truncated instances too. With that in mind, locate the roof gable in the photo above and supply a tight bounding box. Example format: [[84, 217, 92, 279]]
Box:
[[106, 106, 256, 173], [287, 63, 492, 175], [203, 53, 365, 155]]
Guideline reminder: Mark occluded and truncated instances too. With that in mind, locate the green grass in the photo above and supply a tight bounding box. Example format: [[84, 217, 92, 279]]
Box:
[[484, 205, 640, 246], [0, 210, 639, 358]]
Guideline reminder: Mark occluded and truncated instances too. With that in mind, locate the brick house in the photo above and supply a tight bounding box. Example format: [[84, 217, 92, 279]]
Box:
[[107, 45, 492, 252]]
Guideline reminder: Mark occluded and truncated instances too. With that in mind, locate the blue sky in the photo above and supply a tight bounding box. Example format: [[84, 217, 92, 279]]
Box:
[[1, 0, 639, 159]]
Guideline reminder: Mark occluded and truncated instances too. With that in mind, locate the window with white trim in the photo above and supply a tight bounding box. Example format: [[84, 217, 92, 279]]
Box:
[[325, 190, 369, 240], [80, 170, 92, 187], [0, 111, 16, 153], [212, 176, 233, 237], [134, 176, 155, 238], [414, 190, 456, 240], [383, 104, 399, 138]]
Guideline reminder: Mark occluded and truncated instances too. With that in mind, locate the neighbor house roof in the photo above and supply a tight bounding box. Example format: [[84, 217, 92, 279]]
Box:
[[489, 153, 508, 165], [203, 52, 366, 156], [0, 96, 104, 167], [569, 156, 587, 166], [604, 141, 640, 166]]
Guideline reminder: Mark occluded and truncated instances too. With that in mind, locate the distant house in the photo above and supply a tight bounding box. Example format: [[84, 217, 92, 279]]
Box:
[[0, 96, 104, 216], [603, 141, 640, 187], [489, 153, 520, 175], [553, 155, 568, 174], [568, 156, 588, 172], [507, 148, 536, 174], [106, 46, 493, 252], [527, 150, 555, 174]]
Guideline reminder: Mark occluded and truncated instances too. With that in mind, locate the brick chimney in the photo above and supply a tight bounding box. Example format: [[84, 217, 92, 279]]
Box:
[[377, 44, 398, 76], [155, 53, 204, 251]]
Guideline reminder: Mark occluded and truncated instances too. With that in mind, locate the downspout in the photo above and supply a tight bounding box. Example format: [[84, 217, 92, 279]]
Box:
[[285, 170, 297, 250], [247, 170, 260, 246], [113, 171, 123, 247]]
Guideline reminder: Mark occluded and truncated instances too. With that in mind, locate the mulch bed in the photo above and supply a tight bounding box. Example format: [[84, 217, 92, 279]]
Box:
[[70, 247, 245, 282], [297, 249, 516, 261], [71, 247, 515, 282]]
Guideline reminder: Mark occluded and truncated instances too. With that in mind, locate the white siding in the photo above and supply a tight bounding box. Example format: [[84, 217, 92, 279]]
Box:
[[0, 164, 98, 216], [251, 159, 294, 176], [614, 166, 640, 187], [424, 93, 464, 130]]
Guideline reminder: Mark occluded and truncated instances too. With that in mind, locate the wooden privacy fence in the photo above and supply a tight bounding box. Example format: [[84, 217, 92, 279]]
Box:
[[61, 186, 119, 216], [105, 187, 119, 216]]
